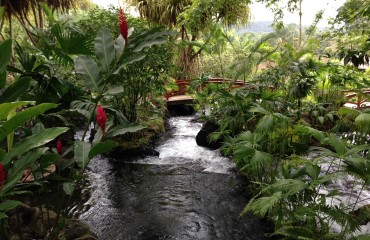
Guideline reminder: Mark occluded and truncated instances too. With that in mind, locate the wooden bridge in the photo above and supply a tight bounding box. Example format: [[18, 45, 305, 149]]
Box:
[[165, 78, 245, 105], [343, 89, 370, 109], [165, 78, 370, 109]]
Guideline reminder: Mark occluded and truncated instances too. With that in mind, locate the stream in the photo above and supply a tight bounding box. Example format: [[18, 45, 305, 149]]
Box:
[[71, 115, 269, 239]]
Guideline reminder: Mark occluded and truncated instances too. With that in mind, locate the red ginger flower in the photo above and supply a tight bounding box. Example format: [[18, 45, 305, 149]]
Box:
[[0, 163, 6, 186], [96, 105, 107, 134], [119, 7, 128, 43], [56, 140, 63, 155]]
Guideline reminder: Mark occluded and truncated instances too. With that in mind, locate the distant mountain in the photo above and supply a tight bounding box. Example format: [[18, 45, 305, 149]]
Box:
[[236, 21, 274, 34]]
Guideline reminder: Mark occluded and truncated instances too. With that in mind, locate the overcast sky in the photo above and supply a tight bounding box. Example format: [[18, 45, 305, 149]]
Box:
[[91, 0, 346, 27]]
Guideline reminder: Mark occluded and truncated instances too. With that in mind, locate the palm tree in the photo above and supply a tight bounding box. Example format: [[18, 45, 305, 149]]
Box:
[[0, 0, 90, 40], [128, 0, 251, 78]]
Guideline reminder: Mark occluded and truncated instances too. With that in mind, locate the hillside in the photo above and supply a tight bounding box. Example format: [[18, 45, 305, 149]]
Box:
[[236, 21, 274, 34]]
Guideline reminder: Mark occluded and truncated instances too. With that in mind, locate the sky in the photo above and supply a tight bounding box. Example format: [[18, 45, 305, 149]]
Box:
[[91, 0, 347, 27]]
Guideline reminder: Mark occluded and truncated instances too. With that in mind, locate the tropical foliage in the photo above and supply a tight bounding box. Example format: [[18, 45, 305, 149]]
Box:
[[189, 1, 370, 239], [0, 0, 370, 239]]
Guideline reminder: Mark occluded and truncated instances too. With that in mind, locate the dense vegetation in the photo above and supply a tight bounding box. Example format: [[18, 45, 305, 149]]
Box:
[[0, 0, 369, 239]]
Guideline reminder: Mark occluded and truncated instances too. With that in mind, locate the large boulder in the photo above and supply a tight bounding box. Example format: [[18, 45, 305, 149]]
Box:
[[196, 121, 222, 149], [8, 204, 58, 239], [63, 219, 98, 240]]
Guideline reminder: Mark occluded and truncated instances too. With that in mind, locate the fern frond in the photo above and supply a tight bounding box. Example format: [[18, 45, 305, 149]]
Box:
[[272, 225, 315, 240], [242, 191, 283, 217]]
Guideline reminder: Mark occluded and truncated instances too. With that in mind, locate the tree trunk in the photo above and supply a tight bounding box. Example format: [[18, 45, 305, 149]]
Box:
[[299, 0, 302, 48], [0, 13, 5, 40], [38, 5, 44, 30]]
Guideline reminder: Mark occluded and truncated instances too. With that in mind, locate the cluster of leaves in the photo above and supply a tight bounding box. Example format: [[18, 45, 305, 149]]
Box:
[[190, 15, 370, 238], [0, 4, 174, 238]]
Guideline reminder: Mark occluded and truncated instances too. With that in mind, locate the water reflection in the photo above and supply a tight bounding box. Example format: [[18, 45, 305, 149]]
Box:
[[74, 116, 269, 239]]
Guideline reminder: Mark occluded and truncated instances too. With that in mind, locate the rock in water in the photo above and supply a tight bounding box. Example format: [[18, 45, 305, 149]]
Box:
[[196, 121, 222, 149]]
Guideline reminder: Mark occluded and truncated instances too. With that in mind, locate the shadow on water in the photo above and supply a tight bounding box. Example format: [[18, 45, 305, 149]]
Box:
[[73, 116, 270, 240]]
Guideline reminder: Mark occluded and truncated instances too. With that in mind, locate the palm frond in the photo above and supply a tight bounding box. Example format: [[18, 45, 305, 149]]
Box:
[[272, 225, 315, 240], [242, 191, 282, 217], [355, 113, 370, 132]]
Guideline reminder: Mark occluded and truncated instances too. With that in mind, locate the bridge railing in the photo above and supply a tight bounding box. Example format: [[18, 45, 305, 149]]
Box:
[[343, 89, 370, 109], [164, 78, 246, 99]]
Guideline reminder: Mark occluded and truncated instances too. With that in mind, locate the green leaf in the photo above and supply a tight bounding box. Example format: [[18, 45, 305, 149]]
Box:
[[256, 115, 274, 133], [0, 101, 33, 120], [356, 235, 370, 240], [40, 3, 54, 23], [63, 182, 75, 196], [113, 53, 146, 74], [317, 116, 324, 125], [0, 212, 8, 220], [0, 70, 5, 89], [249, 105, 270, 115], [132, 37, 168, 52], [114, 35, 125, 59], [40, 153, 60, 169], [295, 125, 326, 143], [95, 27, 115, 71], [355, 113, 370, 132], [338, 107, 360, 118], [68, 109, 91, 120], [243, 191, 282, 217], [104, 86, 124, 95], [0, 103, 58, 142], [272, 179, 307, 196], [2, 128, 68, 165], [0, 200, 22, 212], [89, 140, 118, 159], [0, 39, 12, 70], [328, 136, 346, 156], [235, 145, 255, 161], [272, 226, 315, 239], [74, 141, 91, 169], [128, 29, 174, 52], [74, 56, 102, 92], [32, 123, 45, 135], [7, 148, 48, 179], [0, 190, 30, 198], [0, 77, 31, 103], [249, 150, 274, 170], [2, 148, 48, 194], [7, 110, 15, 152], [105, 124, 146, 138], [326, 113, 334, 122]]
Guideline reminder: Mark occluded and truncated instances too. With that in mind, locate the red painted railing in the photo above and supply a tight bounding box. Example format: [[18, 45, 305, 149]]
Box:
[[164, 78, 245, 100], [343, 89, 370, 109]]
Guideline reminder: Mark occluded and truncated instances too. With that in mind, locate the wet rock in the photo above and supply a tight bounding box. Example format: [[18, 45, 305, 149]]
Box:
[[8, 204, 58, 239], [63, 219, 98, 240], [109, 145, 160, 161], [196, 121, 222, 149]]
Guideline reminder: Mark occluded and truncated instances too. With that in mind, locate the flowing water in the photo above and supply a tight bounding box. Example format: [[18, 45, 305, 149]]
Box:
[[72, 116, 269, 240]]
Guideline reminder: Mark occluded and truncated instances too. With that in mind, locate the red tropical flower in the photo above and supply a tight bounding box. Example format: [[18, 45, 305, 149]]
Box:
[[56, 140, 63, 155], [0, 163, 6, 186], [96, 105, 108, 134], [119, 7, 129, 43]]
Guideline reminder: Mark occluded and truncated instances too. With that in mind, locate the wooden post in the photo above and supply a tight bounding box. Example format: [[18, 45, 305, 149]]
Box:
[[357, 95, 362, 109]]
